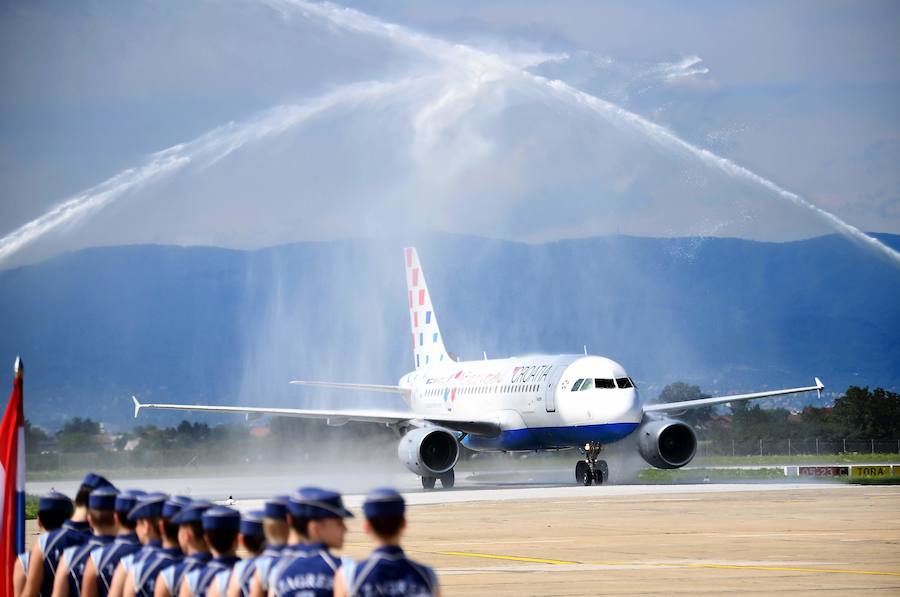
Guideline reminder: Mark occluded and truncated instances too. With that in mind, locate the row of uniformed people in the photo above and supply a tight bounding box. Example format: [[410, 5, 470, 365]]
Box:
[[15, 472, 439, 597]]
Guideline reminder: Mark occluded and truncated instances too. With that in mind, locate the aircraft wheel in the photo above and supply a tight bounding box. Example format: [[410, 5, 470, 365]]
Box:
[[439, 469, 455, 489], [595, 460, 608, 485], [421, 476, 436, 490], [575, 461, 592, 486]]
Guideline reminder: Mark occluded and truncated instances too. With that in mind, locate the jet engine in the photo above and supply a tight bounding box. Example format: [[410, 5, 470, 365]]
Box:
[[398, 427, 460, 476], [637, 418, 697, 469]]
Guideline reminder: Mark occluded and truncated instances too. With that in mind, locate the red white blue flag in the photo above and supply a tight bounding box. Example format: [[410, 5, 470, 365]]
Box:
[[0, 356, 25, 596]]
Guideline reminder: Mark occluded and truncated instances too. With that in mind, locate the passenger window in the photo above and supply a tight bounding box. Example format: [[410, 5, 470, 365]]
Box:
[[572, 379, 583, 391], [595, 379, 615, 389], [616, 377, 633, 389], [580, 379, 594, 391]]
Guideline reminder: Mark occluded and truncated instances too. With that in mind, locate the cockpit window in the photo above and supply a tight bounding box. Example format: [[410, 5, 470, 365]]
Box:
[[616, 377, 633, 389], [595, 378, 616, 389], [571, 379, 583, 392], [580, 378, 594, 391]]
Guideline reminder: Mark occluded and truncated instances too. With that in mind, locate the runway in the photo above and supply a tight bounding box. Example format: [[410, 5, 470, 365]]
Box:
[[25, 477, 900, 594]]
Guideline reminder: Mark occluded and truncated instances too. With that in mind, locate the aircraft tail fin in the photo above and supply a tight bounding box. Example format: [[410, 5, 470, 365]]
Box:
[[405, 247, 450, 369]]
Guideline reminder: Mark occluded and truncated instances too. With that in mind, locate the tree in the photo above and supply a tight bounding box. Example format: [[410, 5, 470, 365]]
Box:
[[56, 417, 102, 453], [830, 386, 900, 439], [24, 419, 49, 454], [59, 417, 101, 436], [656, 382, 714, 427], [728, 402, 792, 440]]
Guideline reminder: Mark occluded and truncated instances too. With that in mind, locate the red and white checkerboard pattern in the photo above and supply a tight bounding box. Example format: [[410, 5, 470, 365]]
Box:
[[405, 247, 449, 369]]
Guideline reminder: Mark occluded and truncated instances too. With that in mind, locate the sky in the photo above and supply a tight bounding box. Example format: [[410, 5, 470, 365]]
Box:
[[1, 0, 899, 266]]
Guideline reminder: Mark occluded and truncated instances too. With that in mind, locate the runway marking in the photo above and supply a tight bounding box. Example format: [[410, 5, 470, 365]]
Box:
[[425, 550, 900, 577]]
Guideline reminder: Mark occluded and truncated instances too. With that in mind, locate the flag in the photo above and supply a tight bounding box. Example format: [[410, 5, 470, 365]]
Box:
[[0, 356, 25, 596]]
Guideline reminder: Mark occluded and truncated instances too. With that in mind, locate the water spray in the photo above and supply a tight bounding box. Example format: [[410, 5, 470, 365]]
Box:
[[276, 0, 900, 266], [0, 79, 412, 265]]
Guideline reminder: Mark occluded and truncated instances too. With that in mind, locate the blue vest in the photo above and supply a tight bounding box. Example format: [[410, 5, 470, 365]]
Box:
[[92, 533, 141, 597], [345, 546, 437, 597], [18, 549, 30, 575], [185, 555, 240, 597], [160, 551, 212, 596], [225, 555, 260, 597], [38, 526, 87, 596], [260, 543, 308, 592], [132, 546, 183, 597], [272, 543, 340, 597], [63, 534, 115, 597]]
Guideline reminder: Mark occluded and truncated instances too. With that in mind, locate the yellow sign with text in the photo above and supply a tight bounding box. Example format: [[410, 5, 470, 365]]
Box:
[[850, 465, 892, 477]]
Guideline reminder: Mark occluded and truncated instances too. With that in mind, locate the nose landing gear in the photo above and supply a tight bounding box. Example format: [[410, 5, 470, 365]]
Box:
[[575, 442, 608, 486]]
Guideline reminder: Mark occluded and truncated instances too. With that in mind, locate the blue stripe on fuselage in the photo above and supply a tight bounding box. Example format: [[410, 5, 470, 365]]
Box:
[[462, 422, 639, 451]]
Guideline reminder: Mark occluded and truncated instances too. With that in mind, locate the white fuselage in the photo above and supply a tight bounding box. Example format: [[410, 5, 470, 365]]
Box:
[[399, 354, 643, 451]]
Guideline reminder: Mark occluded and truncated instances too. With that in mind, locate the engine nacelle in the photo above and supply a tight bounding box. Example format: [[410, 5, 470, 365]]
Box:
[[637, 418, 697, 469], [398, 427, 459, 476]]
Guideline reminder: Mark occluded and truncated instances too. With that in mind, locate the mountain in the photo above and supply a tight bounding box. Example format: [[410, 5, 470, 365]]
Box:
[[1, 233, 898, 429]]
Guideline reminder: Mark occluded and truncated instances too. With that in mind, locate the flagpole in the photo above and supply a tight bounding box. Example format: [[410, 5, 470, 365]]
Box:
[[14, 357, 24, 555]]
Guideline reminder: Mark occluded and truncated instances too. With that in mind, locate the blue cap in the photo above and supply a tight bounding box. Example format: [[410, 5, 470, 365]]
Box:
[[288, 487, 353, 520], [171, 501, 212, 525], [202, 506, 240, 532], [82, 473, 115, 490], [362, 488, 405, 519], [89, 486, 120, 511], [38, 491, 74, 516], [240, 511, 265, 537], [162, 495, 192, 519], [115, 489, 147, 514], [264, 496, 288, 520], [128, 493, 167, 521]]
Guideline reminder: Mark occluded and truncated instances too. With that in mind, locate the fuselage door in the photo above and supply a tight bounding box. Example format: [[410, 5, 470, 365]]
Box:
[[544, 366, 563, 412]]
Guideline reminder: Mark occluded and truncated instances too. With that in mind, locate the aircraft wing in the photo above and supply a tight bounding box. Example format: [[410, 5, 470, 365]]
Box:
[[131, 396, 500, 437], [642, 377, 824, 413], [288, 380, 412, 398]]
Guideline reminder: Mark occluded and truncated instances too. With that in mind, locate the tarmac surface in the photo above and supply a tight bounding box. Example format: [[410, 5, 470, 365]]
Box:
[[25, 480, 900, 595]]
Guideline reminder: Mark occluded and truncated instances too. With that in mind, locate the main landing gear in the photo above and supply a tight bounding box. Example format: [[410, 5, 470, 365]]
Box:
[[422, 469, 455, 490], [575, 442, 608, 486]]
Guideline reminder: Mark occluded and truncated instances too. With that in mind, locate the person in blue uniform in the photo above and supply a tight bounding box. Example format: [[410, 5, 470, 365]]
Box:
[[210, 510, 265, 597], [120, 493, 191, 597], [52, 486, 120, 597], [334, 488, 439, 597], [247, 496, 293, 597], [122, 495, 188, 597], [270, 487, 353, 597], [106, 492, 169, 597], [154, 502, 213, 597], [81, 489, 145, 597], [23, 474, 115, 597], [68, 474, 116, 535], [179, 506, 241, 597], [15, 492, 74, 597]]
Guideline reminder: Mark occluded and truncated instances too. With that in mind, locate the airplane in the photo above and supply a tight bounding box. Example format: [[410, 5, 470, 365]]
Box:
[[132, 247, 825, 489]]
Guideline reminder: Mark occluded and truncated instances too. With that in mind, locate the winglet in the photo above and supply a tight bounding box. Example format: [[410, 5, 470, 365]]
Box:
[[815, 377, 825, 399], [132, 395, 143, 418]]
